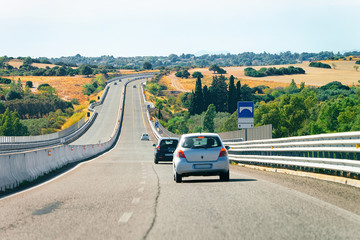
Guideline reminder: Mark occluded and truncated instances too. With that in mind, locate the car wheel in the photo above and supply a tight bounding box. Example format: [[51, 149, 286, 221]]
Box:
[[175, 172, 182, 183], [154, 158, 158, 164], [220, 171, 230, 181]]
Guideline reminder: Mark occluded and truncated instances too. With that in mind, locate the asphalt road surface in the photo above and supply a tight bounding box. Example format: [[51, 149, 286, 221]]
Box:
[[1, 79, 360, 239]]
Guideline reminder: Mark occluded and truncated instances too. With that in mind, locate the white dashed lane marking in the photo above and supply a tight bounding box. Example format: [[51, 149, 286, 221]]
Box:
[[118, 212, 133, 223], [132, 198, 141, 204]]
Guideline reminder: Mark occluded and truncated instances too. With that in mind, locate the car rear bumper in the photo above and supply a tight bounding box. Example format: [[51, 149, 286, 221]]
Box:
[[173, 157, 229, 176], [155, 153, 174, 161]]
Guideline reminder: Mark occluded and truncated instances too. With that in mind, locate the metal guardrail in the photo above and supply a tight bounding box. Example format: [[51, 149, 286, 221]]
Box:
[[226, 132, 360, 177]]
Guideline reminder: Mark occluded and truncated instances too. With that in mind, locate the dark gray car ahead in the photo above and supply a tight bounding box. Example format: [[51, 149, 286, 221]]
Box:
[[154, 137, 179, 164]]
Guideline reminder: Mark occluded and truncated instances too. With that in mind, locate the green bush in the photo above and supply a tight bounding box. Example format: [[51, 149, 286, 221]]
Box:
[[309, 62, 331, 68]]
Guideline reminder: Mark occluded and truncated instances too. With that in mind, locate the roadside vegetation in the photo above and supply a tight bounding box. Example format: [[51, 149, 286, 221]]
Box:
[[309, 62, 331, 69], [244, 66, 305, 77], [146, 66, 360, 138], [1, 50, 360, 137]]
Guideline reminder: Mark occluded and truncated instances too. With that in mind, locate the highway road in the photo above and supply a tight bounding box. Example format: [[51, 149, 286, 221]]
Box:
[[1, 78, 360, 239], [71, 79, 125, 145]]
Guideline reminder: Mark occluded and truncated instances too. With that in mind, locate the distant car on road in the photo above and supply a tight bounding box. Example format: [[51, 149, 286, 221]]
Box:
[[154, 137, 179, 164], [133, 85, 136, 88], [173, 133, 230, 183], [140, 133, 149, 141]]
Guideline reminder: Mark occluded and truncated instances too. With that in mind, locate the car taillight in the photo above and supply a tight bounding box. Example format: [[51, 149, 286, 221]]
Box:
[[219, 148, 228, 157], [176, 150, 186, 159], [157, 146, 160, 151]]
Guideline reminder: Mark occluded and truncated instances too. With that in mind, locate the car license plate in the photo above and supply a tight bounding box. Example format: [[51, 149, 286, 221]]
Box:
[[194, 164, 212, 169], [165, 154, 173, 156]]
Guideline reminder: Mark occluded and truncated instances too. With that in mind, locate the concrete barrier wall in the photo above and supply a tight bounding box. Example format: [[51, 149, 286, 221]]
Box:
[[0, 74, 154, 192]]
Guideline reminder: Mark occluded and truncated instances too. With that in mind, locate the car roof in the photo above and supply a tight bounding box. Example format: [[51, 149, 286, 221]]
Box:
[[181, 133, 220, 138]]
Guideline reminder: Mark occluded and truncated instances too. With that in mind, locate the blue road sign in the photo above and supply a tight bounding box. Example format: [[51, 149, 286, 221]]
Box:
[[238, 102, 254, 118], [238, 102, 254, 129], [155, 121, 159, 128]]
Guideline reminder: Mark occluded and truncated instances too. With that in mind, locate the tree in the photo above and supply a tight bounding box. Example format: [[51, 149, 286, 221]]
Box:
[[22, 57, 33, 65], [228, 75, 237, 113], [236, 80, 241, 102], [210, 75, 228, 112], [217, 67, 227, 74], [37, 83, 50, 90], [193, 77, 204, 114], [0, 108, 28, 136], [79, 65, 93, 76], [203, 104, 216, 132], [354, 65, 359, 72], [175, 71, 183, 78], [286, 79, 299, 94], [56, 67, 67, 76], [209, 64, 220, 74], [5, 90, 22, 101], [332, 63, 336, 69], [221, 111, 238, 132], [192, 71, 203, 79], [25, 81, 33, 88], [143, 62, 152, 70], [203, 85, 212, 111], [182, 70, 190, 79]]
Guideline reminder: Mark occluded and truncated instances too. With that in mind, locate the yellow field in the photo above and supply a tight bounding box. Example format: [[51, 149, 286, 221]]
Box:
[[187, 61, 360, 88], [7, 59, 58, 69], [8, 75, 93, 102]]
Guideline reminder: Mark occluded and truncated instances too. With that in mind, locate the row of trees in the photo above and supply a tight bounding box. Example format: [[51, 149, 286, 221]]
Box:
[[0, 56, 116, 77], [45, 51, 360, 69], [189, 75, 252, 115], [309, 62, 331, 68], [215, 81, 360, 138], [244, 66, 305, 77]]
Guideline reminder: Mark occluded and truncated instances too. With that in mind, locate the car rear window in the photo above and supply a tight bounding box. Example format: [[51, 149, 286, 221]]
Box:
[[182, 136, 221, 149], [160, 139, 178, 147]]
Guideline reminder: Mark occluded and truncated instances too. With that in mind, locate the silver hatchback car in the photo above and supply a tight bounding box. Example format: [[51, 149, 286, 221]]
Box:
[[173, 133, 230, 183]]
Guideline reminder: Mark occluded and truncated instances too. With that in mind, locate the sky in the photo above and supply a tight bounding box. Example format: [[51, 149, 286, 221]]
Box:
[[0, 0, 359, 58]]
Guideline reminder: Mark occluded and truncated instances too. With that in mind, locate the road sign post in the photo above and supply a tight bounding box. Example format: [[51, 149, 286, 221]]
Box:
[[238, 101, 254, 141]]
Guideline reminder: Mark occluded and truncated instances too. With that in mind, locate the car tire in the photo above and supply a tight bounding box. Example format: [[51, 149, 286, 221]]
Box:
[[154, 158, 158, 164], [175, 172, 182, 183], [220, 171, 230, 181]]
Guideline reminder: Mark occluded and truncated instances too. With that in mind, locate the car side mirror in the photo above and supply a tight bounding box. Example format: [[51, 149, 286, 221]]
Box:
[[225, 146, 230, 150], [153, 144, 156, 147]]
